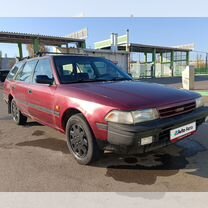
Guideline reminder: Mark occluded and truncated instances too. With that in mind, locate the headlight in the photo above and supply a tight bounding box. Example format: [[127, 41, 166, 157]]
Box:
[[132, 109, 159, 123], [105, 109, 159, 124], [195, 97, 204, 108]]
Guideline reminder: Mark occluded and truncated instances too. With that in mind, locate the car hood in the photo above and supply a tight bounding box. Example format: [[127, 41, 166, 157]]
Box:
[[63, 81, 199, 110]]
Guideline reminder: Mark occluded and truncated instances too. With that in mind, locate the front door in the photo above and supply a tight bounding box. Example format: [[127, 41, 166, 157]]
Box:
[[27, 59, 56, 126]]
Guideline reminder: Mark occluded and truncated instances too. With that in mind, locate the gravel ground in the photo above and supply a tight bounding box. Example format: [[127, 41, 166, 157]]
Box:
[[0, 81, 208, 191]]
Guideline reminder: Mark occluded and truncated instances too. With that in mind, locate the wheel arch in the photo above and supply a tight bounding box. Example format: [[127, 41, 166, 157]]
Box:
[[61, 108, 87, 132]]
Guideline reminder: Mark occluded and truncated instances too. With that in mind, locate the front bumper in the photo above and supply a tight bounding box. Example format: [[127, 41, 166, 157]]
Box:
[[106, 107, 208, 154]]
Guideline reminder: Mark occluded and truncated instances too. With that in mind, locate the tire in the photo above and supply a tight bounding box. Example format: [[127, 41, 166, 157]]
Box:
[[66, 113, 103, 165], [11, 99, 27, 125]]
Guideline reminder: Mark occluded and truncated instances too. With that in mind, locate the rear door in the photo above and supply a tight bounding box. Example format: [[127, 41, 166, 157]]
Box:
[[12, 60, 38, 115], [4, 61, 25, 102], [27, 58, 57, 126]]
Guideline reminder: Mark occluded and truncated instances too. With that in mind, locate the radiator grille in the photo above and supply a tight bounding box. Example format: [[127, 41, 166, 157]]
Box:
[[158, 101, 196, 118]]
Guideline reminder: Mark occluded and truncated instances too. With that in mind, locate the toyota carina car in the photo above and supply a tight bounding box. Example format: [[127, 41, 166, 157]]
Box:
[[3, 54, 208, 165]]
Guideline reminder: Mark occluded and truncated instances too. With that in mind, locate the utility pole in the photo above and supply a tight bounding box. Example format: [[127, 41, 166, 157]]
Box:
[[126, 29, 131, 73]]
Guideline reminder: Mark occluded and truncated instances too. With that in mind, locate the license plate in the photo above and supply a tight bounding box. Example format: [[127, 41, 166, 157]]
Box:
[[170, 122, 196, 140]]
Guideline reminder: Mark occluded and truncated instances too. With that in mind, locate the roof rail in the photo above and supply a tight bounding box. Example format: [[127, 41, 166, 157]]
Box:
[[15, 51, 89, 62], [36, 51, 88, 57]]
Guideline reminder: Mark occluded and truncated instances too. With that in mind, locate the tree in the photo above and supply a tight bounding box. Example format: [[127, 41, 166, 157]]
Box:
[[26, 44, 49, 57]]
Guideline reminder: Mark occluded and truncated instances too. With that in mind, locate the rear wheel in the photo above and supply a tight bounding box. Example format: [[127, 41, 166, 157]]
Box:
[[11, 99, 27, 125], [66, 113, 103, 165]]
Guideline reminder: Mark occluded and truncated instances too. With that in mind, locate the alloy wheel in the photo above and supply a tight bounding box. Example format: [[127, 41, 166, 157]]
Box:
[[69, 124, 88, 158]]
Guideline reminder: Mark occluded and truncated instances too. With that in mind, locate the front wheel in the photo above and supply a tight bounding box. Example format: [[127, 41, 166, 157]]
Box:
[[11, 99, 27, 125], [66, 113, 103, 165]]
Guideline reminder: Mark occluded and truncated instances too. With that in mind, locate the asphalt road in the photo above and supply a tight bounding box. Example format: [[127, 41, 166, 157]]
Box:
[[0, 83, 208, 191]]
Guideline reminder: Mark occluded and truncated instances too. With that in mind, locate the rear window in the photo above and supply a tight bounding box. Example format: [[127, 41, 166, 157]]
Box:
[[6, 62, 25, 80]]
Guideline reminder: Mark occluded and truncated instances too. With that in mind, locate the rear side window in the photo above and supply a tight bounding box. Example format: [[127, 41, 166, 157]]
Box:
[[15, 60, 38, 83], [7, 62, 24, 80], [32, 59, 53, 83]]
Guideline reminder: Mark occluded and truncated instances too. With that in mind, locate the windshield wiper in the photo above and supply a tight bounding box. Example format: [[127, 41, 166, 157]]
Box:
[[64, 79, 107, 84], [63, 77, 131, 84], [109, 77, 132, 81]]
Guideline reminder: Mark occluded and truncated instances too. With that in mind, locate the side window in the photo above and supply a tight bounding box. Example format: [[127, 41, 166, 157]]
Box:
[[94, 61, 122, 78], [94, 62, 107, 75], [32, 59, 53, 83], [15, 60, 37, 83], [7, 62, 24, 80], [76, 63, 95, 79], [62, 64, 73, 75]]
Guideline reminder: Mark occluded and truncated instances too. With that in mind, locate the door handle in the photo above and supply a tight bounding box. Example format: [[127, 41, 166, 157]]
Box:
[[28, 89, 32, 94]]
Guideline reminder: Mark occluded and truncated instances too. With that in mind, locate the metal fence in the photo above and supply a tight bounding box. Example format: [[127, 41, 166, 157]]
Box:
[[190, 51, 208, 75], [130, 51, 208, 78], [129, 52, 188, 78]]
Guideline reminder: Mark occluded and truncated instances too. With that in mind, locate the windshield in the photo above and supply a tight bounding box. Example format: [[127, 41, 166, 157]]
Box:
[[53, 56, 132, 84]]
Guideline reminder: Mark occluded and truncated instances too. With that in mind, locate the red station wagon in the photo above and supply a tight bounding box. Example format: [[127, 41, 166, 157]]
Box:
[[3, 54, 208, 165]]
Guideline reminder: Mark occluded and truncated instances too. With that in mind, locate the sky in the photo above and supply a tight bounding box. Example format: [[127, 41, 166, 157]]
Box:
[[0, 18, 208, 57], [1, 0, 208, 17]]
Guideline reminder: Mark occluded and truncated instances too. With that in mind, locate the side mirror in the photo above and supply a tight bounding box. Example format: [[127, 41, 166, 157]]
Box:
[[36, 75, 54, 85]]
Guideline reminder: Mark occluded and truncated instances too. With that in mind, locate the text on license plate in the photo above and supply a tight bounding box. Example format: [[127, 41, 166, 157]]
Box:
[[170, 122, 196, 140]]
